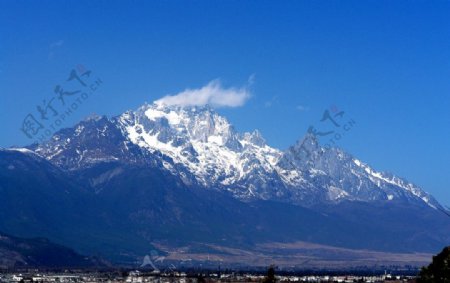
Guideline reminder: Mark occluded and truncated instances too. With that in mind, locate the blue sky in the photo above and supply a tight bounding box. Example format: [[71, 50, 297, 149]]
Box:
[[1, 0, 449, 206]]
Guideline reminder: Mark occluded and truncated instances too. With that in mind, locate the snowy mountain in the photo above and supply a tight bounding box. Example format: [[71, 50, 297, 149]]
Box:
[[278, 134, 441, 208], [30, 102, 441, 209], [2, 102, 449, 264]]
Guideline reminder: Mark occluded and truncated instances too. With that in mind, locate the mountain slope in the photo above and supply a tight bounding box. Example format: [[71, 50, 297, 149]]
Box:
[[0, 149, 161, 260], [0, 102, 446, 265], [0, 232, 103, 268], [278, 134, 441, 208], [32, 103, 439, 208]]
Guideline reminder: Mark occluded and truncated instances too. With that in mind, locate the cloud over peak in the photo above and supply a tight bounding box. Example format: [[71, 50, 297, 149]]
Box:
[[155, 79, 251, 108]]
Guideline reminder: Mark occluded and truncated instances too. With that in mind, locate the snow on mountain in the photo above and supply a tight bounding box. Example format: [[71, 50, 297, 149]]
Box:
[[278, 133, 441, 208], [29, 102, 441, 209], [29, 115, 155, 171], [117, 103, 283, 198]]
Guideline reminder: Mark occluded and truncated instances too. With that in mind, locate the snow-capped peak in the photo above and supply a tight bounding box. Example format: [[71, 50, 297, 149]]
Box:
[[28, 102, 442, 209], [119, 103, 281, 188]]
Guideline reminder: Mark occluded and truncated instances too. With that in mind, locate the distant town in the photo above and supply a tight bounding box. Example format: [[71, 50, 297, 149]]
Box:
[[0, 269, 419, 283]]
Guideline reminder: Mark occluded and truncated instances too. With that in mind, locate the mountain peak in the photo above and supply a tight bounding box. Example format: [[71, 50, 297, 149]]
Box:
[[83, 113, 105, 122], [243, 130, 266, 147], [27, 99, 442, 209], [297, 132, 320, 152], [276, 133, 322, 170], [115, 102, 281, 188]]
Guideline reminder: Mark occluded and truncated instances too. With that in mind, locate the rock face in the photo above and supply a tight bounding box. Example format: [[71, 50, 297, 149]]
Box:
[[0, 102, 448, 265], [31, 103, 440, 208]]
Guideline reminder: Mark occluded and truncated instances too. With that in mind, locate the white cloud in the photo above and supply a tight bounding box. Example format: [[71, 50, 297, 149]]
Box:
[[155, 79, 251, 108], [296, 105, 309, 111], [264, 96, 279, 108]]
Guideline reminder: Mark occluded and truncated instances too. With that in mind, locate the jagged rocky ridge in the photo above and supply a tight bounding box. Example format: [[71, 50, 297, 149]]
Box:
[[1, 102, 448, 264], [30, 103, 441, 209]]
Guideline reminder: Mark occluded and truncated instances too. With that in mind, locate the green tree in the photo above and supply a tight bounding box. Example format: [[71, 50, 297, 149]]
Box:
[[418, 246, 450, 282], [263, 265, 276, 283]]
